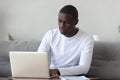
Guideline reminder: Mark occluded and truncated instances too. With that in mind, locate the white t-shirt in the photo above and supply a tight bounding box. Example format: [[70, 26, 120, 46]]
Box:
[[38, 28, 94, 76]]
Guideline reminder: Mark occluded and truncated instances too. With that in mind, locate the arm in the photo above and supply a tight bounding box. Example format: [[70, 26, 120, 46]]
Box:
[[38, 31, 60, 76], [38, 31, 51, 53], [38, 31, 61, 76], [57, 36, 94, 76]]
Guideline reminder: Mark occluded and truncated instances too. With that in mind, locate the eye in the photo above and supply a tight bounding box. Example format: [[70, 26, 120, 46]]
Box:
[[58, 19, 62, 23], [65, 21, 71, 24]]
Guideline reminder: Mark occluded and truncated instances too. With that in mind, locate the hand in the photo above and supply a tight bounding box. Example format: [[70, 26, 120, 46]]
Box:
[[49, 69, 60, 76]]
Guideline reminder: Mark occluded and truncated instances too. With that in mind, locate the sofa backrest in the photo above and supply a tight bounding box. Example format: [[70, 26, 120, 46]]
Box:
[[88, 41, 120, 79], [0, 40, 40, 77]]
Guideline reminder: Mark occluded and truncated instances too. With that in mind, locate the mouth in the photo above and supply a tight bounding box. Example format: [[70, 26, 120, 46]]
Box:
[[59, 29, 65, 32], [59, 28, 65, 30]]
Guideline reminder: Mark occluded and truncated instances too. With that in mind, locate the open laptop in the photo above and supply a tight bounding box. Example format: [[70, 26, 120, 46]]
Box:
[[9, 51, 50, 79]]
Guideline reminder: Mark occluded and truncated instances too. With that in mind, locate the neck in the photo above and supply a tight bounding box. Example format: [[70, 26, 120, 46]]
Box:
[[64, 27, 79, 37]]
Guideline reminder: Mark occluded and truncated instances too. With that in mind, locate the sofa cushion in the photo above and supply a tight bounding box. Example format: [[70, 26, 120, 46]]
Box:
[[0, 41, 11, 61], [88, 41, 120, 79], [8, 40, 40, 51], [0, 41, 11, 77]]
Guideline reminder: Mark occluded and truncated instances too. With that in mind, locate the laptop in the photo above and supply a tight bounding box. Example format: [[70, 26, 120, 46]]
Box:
[[9, 51, 50, 79]]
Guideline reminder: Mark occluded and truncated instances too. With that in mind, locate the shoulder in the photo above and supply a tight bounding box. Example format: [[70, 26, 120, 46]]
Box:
[[44, 28, 60, 38], [46, 28, 59, 35], [78, 29, 94, 42]]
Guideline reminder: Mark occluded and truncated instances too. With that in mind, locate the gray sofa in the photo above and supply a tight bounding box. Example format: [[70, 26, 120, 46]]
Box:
[[0, 40, 120, 79]]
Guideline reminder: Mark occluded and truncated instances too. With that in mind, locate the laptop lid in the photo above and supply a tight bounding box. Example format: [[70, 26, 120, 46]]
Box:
[[9, 51, 50, 78]]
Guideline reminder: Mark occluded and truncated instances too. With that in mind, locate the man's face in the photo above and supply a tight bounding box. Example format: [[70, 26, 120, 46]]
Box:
[[58, 12, 78, 35]]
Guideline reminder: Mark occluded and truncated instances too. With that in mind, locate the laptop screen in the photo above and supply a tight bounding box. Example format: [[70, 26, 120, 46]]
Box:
[[9, 51, 50, 78]]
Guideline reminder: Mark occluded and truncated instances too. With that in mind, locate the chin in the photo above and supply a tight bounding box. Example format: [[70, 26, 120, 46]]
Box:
[[60, 32, 67, 36], [60, 31, 64, 34], [59, 30, 67, 35]]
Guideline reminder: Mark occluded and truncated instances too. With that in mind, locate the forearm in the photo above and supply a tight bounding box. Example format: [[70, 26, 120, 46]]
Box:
[[58, 50, 93, 76], [58, 65, 90, 76]]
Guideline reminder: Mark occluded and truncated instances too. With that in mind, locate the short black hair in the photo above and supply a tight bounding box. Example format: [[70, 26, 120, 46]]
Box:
[[59, 5, 78, 19]]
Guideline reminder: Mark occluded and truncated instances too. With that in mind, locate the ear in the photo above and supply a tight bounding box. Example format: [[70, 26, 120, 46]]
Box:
[[74, 19, 79, 25]]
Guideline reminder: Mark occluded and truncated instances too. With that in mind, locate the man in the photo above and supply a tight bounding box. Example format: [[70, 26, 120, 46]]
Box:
[[38, 5, 94, 76]]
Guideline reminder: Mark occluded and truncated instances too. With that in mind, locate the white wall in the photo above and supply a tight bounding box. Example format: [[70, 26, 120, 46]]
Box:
[[0, 0, 120, 41]]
